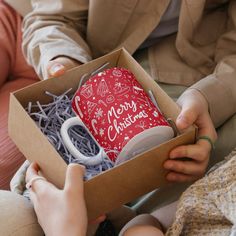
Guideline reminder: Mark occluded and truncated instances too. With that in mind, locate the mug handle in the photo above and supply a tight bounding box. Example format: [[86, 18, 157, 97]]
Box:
[[60, 117, 105, 166]]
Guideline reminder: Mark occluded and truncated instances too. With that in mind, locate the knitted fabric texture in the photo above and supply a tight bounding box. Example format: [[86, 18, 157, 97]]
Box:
[[166, 147, 236, 236]]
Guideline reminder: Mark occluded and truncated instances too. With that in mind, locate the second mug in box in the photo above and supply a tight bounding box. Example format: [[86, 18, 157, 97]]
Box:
[[61, 67, 174, 166]]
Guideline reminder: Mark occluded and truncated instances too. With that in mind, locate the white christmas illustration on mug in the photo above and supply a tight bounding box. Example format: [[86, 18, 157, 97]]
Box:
[[87, 101, 97, 114], [97, 79, 109, 97], [80, 84, 93, 99], [95, 108, 103, 119], [113, 81, 130, 97], [106, 95, 115, 103]]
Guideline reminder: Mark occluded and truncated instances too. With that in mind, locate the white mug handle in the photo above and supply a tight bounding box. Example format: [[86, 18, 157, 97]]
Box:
[[60, 117, 106, 166]]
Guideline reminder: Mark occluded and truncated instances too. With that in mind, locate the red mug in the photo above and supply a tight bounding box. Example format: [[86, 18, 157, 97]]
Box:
[[61, 67, 174, 166]]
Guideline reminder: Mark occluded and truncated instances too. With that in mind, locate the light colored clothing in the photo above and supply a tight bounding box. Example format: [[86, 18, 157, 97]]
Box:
[[0, 0, 38, 190], [0, 190, 43, 236], [5, 0, 236, 128], [140, 0, 181, 49]]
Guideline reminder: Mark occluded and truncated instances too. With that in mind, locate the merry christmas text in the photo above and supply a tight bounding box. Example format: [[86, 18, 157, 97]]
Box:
[[107, 101, 148, 142]]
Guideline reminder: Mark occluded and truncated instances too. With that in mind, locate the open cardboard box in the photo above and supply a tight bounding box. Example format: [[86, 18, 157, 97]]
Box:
[[8, 48, 196, 220]]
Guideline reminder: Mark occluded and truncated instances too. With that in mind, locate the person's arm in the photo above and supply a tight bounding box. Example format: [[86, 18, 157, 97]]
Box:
[[22, 0, 92, 79]]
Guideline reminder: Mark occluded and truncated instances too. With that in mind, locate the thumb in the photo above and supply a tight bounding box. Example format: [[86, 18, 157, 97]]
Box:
[[64, 164, 85, 195], [176, 106, 198, 130], [47, 61, 65, 78], [47, 56, 81, 78], [26, 162, 40, 183]]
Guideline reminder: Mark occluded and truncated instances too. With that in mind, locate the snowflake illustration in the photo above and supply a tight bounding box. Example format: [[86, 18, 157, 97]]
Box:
[[115, 82, 122, 88], [101, 119, 106, 125], [95, 108, 103, 119], [99, 128, 105, 137]]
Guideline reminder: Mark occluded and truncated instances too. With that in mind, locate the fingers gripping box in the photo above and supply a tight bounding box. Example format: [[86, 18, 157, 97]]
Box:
[[8, 48, 196, 220]]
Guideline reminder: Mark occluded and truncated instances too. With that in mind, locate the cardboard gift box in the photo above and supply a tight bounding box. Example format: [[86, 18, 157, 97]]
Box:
[[8, 48, 196, 220]]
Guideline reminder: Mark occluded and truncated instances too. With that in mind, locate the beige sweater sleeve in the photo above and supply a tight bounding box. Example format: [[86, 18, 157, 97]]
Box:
[[190, 58, 236, 128], [22, 0, 92, 79], [186, 2, 236, 128]]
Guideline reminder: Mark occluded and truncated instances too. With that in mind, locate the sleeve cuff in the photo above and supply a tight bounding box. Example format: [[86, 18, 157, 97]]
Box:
[[188, 74, 236, 128]]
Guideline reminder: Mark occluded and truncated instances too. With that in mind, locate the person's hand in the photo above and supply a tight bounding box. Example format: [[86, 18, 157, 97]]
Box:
[[26, 162, 87, 236], [47, 56, 82, 78], [163, 89, 217, 182]]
